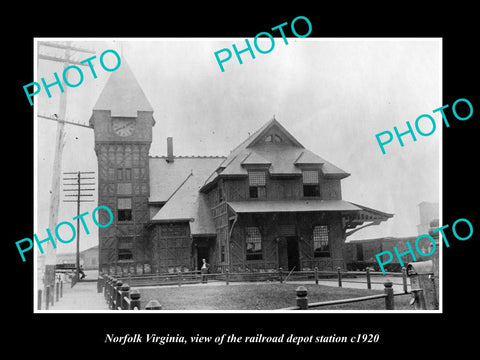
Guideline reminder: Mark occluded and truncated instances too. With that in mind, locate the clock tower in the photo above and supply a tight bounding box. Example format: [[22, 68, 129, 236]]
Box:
[[89, 60, 155, 274]]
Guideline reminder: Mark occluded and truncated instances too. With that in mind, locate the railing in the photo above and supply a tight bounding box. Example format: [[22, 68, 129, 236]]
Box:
[[98, 268, 427, 311], [101, 267, 409, 292], [280, 281, 413, 310], [38, 275, 64, 310]]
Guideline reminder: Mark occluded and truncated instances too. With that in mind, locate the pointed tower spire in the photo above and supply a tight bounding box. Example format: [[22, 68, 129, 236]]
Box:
[[91, 60, 154, 118]]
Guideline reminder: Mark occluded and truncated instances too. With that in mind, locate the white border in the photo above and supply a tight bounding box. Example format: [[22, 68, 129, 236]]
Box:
[[33, 37, 443, 314]]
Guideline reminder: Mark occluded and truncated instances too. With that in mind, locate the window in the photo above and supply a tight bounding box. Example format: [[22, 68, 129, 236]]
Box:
[[221, 245, 225, 262], [118, 249, 133, 261], [118, 237, 133, 261], [117, 168, 132, 181], [303, 170, 320, 197], [248, 171, 266, 199], [356, 243, 364, 261], [117, 197, 132, 221], [218, 183, 224, 203], [264, 134, 282, 143], [313, 225, 329, 257], [246, 227, 262, 260]]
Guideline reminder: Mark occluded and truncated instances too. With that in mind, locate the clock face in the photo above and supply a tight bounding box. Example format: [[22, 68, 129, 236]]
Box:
[[112, 119, 136, 137]]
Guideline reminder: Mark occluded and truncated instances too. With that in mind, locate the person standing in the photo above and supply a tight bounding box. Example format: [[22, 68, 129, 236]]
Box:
[[201, 258, 209, 284]]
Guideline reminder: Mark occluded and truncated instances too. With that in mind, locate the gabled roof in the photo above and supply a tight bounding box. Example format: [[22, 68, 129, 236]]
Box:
[[240, 151, 271, 166], [149, 156, 225, 203], [202, 118, 349, 190], [294, 150, 325, 166], [150, 168, 216, 235], [92, 60, 154, 117]]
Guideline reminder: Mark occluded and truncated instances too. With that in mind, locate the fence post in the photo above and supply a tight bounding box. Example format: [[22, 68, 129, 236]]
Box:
[[46, 286, 51, 310], [314, 267, 318, 285], [105, 275, 111, 300], [366, 267, 371, 290], [145, 299, 162, 310], [97, 272, 103, 293], [55, 281, 59, 302], [226, 269, 229, 285], [411, 289, 426, 310], [109, 278, 117, 309], [115, 280, 123, 310], [337, 267, 342, 287], [129, 289, 141, 310], [38, 289, 42, 310], [296, 286, 308, 310], [401, 267, 408, 293], [60, 280, 63, 298], [120, 283, 130, 310], [103, 275, 108, 299], [178, 271, 182, 287], [384, 281, 394, 310], [279, 268, 283, 284]]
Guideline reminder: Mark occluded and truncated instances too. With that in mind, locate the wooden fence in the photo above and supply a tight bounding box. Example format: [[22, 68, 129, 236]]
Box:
[[102, 267, 409, 292], [98, 266, 428, 311], [37, 275, 64, 310], [280, 281, 412, 310]]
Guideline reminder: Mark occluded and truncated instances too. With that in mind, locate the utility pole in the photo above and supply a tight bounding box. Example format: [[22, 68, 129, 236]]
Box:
[[62, 171, 95, 287], [37, 41, 96, 303]]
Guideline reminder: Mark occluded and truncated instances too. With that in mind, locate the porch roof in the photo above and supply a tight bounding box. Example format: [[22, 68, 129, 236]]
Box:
[[227, 199, 362, 213]]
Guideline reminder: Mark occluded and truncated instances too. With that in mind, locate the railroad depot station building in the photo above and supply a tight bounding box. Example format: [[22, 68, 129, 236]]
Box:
[[90, 62, 393, 275]]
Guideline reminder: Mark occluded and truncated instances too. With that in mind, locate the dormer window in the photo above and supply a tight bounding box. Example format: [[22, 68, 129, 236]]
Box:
[[302, 170, 320, 197], [248, 171, 266, 199]]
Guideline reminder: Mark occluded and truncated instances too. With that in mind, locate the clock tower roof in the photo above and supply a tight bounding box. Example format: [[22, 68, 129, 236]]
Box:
[[92, 60, 154, 117]]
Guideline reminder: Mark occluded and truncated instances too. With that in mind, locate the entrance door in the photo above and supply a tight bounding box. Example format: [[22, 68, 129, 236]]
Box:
[[286, 236, 300, 271], [197, 246, 209, 270]]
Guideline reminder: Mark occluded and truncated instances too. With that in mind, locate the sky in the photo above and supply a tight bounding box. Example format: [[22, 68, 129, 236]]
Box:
[[35, 38, 441, 256]]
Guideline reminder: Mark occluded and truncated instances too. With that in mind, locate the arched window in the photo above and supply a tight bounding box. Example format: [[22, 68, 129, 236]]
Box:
[[313, 225, 329, 257], [246, 227, 262, 260]]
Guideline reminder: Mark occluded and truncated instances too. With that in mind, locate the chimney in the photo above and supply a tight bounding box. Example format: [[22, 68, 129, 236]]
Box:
[[167, 137, 174, 163]]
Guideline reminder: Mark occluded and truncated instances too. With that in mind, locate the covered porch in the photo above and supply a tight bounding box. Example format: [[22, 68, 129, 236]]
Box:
[[225, 200, 393, 272]]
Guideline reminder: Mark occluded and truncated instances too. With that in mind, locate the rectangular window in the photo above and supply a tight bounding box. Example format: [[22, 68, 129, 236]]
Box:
[[117, 198, 132, 221], [313, 225, 329, 257], [118, 237, 134, 261], [124, 168, 132, 180], [218, 183, 224, 203], [303, 170, 320, 197], [246, 227, 262, 260], [356, 243, 364, 261], [117, 168, 132, 181], [118, 249, 133, 261], [221, 245, 225, 263], [248, 171, 266, 199]]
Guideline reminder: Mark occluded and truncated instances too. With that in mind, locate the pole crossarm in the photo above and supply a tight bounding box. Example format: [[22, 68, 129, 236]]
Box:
[[37, 114, 93, 129], [39, 41, 96, 54], [37, 54, 93, 66]]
